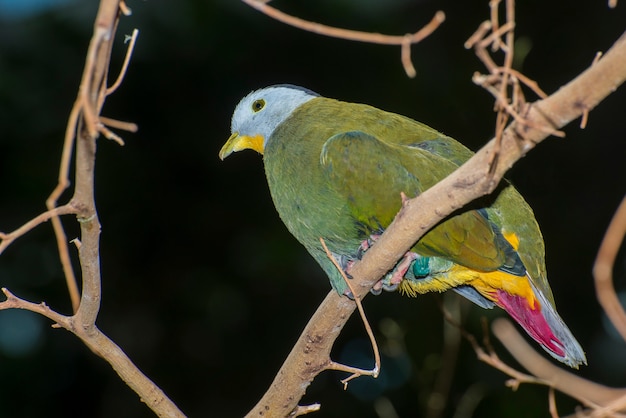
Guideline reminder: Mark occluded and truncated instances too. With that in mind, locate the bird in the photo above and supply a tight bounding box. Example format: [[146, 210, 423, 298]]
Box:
[[219, 84, 586, 368]]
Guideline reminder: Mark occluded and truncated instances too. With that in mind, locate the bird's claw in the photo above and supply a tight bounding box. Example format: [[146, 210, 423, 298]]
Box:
[[345, 232, 418, 296], [371, 252, 418, 295]]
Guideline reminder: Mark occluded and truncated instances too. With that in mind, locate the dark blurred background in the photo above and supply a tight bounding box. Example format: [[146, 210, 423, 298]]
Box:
[[0, 0, 625, 417]]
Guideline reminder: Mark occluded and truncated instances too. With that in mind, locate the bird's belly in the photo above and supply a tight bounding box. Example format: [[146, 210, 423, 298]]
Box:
[[273, 189, 363, 256]]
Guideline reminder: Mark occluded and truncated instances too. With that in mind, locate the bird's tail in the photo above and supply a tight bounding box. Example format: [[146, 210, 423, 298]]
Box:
[[493, 277, 587, 369], [392, 255, 587, 368]]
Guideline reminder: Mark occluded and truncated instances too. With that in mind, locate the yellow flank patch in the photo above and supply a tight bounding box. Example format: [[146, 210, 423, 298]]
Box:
[[451, 265, 539, 309], [399, 264, 539, 310], [398, 271, 470, 297], [503, 231, 520, 251], [399, 279, 438, 297]]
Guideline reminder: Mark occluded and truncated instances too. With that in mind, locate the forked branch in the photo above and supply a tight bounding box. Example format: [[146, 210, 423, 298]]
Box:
[[241, 0, 445, 78], [491, 319, 626, 416], [0, 1, 184, 417]]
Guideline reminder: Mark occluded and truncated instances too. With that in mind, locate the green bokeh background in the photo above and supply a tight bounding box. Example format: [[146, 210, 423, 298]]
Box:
[[1, 1, 625, 417]]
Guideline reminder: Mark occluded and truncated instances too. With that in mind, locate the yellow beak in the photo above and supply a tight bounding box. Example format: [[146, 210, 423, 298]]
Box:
[[219, 132, 265, 160]]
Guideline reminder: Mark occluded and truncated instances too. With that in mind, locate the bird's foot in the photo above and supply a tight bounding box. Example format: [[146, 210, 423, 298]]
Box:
[[336, 234, 382, 298], [338, 255, 356, 279], [356, 233, 382, 259], [371, 252, 419, 295]]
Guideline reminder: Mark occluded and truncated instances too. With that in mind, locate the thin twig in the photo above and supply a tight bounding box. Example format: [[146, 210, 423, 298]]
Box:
[[242, 0, 444, 45], [0, 288, 70, 324], [0, 204, 79, 256], [593, 195, 626, 342], [292, 404, 321, 417], [97, 123, 126, 145], [492, 319, 626, 409], [492, 0, 515, 165], [472, 73, 566, 137], [118, 0, 132, 16], [590, 394, 626, 417], [440, 305, 540, 388], [467, 0, 568, 179], [465, 20, 492, 49], [478, 21, 515, 55], [106, 28, 139, 96], [489, 0, 503, 52], [46, 101, 82, 312], [548, 387, 558, 418], [241, 0, 445, 77], [99, 116, 139, 132], [426, 294, 464, 418], [581, 52, 603, 129], [439, 306, 547, 388], [494, 67, 548, 98], [401, 35, 417, 78], [78, 27, 109, 139], [319, 238, 380, 386]]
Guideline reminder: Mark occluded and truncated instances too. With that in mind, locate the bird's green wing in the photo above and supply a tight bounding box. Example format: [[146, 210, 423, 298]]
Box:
[[320, 131, 516, 273]]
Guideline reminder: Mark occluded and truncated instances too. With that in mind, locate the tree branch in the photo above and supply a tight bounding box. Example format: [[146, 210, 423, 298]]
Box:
[[0, 288, 185, 418], [241, 0, 445, 78], [593, 195, 626, 342], [1, 1, 186, 416], [492, 319, 626, 409], [0, 204, 79, 255]]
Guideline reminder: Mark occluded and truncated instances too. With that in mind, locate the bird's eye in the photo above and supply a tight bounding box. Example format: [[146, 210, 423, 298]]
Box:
[[252, 99, 265, 112]]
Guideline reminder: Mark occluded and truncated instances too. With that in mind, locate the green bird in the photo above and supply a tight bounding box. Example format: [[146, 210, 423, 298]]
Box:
[[219, 84, 586, 368]]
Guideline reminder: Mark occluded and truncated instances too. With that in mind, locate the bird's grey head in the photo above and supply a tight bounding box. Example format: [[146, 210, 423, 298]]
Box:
[[230, 84, 319, 148]]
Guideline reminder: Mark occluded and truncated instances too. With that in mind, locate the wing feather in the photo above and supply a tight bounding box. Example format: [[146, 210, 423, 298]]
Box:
[[320, 131, 514, 272]]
